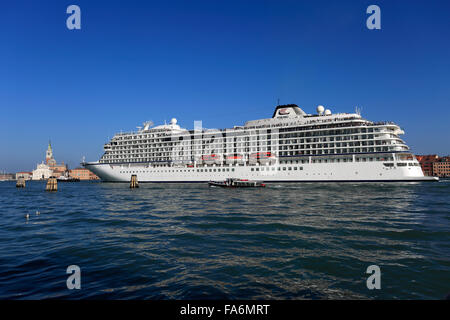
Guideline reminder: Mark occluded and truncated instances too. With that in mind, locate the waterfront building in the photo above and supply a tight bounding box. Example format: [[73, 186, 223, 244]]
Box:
[[31, 142, 68, 180], [15, 172, 32, 180], [433, 156, 450, 178], [416, 155, 439, 176], [32, 163, 53, 180], [45, 141, 67, 176], [50, 162, 67, 177], [0, 173, 15, 181], [69, 168, 100, 180]]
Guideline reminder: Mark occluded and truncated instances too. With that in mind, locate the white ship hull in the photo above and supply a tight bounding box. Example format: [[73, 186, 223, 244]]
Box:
[[84, 161, 437, 183]]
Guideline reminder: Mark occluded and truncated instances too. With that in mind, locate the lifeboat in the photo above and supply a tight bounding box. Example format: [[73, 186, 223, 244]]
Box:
[[201, 154, 222, 165], [249, 152, 277, 165], [225, 153, 244, 164]]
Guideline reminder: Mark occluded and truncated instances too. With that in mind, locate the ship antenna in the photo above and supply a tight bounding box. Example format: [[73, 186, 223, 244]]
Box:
[[277, 98, 280, 106]]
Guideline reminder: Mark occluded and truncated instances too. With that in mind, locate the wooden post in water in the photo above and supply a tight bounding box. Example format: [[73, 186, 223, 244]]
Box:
[[130, 174, 139, 188], [45, 177, 58, 192], [16, 177, 26, 188]]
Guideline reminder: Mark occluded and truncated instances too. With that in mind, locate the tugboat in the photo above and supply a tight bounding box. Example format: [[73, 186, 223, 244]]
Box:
[[57, 169, 80, 182], [208, 178, 266, 188]]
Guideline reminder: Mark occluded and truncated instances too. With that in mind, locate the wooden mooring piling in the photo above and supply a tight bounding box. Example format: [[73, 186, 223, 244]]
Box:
[[16, 177, 26, 188], [45, 177, 58, 192], [130, 174, 139, 188]]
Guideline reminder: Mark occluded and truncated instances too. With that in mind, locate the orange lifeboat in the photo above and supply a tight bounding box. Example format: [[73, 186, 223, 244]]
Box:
[[249, 152, 276, 165], [201, 154, 222, 165], [225, 153, 244, 164]]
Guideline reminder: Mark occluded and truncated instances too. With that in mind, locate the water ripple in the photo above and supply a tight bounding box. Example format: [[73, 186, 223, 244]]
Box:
[[0, 180, 449, 299]]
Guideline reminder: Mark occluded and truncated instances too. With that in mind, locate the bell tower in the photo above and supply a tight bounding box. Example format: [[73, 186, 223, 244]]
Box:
[[46, 141, 53, 164]]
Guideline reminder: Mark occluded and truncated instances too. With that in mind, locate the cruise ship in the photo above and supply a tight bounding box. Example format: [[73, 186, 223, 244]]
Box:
[[83, 104, 438, 182]]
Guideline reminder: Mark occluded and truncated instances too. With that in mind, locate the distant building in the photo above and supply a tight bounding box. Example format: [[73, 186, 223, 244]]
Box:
[[50, 163, 67, 178], [45, 141, 68, 176], [433, 156, 450, 178], [416, 155, 439, 176], [70, 168, 100, 180], [0, 173, 15, 181], [32, 163, 53, 180], [16, 172, 32, 180], [32, 142, 68, 180]]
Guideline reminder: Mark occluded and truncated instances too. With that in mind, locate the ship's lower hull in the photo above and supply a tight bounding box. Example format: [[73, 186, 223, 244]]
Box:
[[83, 162, 438, 182]]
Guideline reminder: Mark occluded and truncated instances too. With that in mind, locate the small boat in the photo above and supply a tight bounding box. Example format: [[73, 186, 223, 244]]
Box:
[[57, 176, 80, 182], [57, 169, 80, 182], [208, 178, 266, 188]]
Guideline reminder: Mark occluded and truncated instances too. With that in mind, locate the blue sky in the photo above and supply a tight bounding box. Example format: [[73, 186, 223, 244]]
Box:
[[1, 0, 449, 172]]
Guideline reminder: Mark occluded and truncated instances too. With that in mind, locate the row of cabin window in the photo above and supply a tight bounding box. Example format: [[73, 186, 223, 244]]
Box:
[[251, 167, 304, 171], [120, 168, 237, 174]]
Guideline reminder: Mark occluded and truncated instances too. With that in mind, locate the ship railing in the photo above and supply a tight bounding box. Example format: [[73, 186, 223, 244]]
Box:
[[368, 121, 397, 126]]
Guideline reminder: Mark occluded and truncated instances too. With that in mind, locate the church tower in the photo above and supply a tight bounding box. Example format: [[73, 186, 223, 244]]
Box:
[[46, 141, 55, 165]]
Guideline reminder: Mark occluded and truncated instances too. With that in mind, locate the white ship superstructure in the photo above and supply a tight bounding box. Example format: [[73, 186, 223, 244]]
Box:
[[83, 104, 437, 182]]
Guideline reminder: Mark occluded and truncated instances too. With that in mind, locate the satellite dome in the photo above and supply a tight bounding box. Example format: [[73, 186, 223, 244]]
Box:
[[317, 105, 325, 115], [170, 118, 177, 125], [324, 109, 331, 115]]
